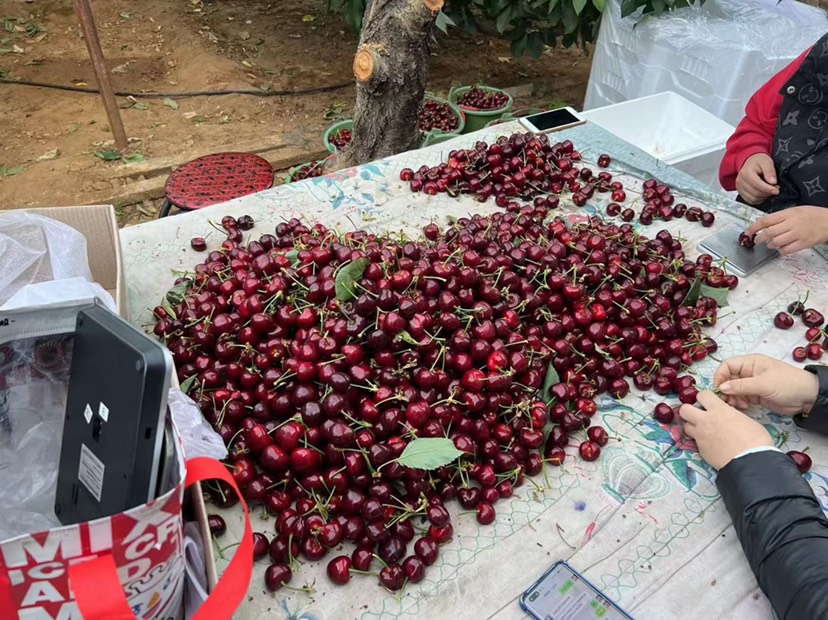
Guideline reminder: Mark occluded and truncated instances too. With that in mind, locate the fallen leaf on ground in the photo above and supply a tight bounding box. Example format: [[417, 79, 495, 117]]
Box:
[[37, 148, 60, 161]]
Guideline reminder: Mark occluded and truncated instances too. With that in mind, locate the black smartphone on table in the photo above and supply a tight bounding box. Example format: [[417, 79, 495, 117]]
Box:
[[521, 560, 635, 620]]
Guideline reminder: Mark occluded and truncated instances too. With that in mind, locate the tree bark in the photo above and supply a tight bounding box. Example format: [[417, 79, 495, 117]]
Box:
[[338, 0, 443, 168]]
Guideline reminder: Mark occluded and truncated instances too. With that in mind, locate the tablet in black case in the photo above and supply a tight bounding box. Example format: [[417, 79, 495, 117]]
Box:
[[55, 305, 172, 525]]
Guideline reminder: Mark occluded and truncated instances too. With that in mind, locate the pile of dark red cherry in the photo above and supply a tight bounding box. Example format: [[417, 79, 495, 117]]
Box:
[[162, 133, 736, 594], [418, 99, 460, 133], [455, 86, 510, 111], [402, 133, 718, 229]]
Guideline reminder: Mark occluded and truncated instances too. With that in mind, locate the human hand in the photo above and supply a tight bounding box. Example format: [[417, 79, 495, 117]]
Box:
[[679, 391, 774, 470], [713, 354, 819, 415], [736, 153, 779, 205], [746, 206, 828, 255]]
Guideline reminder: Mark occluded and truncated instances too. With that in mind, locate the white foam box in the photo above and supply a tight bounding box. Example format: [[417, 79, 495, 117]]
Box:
[[581, 92, 735, 190]]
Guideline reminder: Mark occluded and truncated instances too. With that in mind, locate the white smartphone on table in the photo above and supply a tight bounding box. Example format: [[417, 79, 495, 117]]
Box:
[[519, 107, 586, 134]]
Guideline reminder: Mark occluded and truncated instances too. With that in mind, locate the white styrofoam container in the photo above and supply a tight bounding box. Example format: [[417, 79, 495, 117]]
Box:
[[581, 92, 735, 190], [584, 0, 827, 127]]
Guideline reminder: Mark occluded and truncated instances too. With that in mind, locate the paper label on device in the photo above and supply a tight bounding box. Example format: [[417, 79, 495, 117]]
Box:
[[98, 402, 109, 422], [78, 443, 105, 502], [83, 404, 93, 424]]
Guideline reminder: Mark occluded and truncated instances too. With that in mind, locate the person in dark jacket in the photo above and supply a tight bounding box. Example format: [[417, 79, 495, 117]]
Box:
[[719, 33, 828, 255], [680, 354, 828, 619]]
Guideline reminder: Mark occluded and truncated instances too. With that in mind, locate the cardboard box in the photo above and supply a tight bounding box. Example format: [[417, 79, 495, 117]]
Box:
[[23, 205, 128, 318]]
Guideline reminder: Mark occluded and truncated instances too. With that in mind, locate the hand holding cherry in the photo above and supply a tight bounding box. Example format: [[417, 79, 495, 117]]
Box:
[[747, 206, 828, 255], [679, 390, 774, 470], [712, 354, 819, 415]]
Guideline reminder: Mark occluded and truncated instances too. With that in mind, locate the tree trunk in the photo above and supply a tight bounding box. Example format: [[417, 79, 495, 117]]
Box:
[[338, 0, 443, 168]]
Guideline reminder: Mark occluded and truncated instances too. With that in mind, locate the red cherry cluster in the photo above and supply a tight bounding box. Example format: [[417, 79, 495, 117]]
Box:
[[628, 179, 715, 228], [158, 199, 731, 594], [191, 215, 256, 252], [401, 133, 718, 230], [330, 129, 352, 151], [418, 99, 460, 133], [455, 86, 510, 111], [779, 297, 827, 361], [292, 161, 326, 182]]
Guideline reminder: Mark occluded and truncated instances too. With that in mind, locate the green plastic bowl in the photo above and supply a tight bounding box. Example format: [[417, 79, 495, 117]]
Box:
[[323, 119, 354, 154], [422, 94, 466, 138], [422, 131, 462, 147], [485, 114, 517, 128], [450, 85, 514, 134], [287, 160, 325, 183]]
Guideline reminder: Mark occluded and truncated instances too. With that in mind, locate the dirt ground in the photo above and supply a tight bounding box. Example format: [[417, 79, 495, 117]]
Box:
[[0, 0, 593, 227]]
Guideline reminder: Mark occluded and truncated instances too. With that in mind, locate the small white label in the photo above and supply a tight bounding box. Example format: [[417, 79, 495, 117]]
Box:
[[98, 402, 109, 423], [78, 443, 105, 502], [83, 404, 93, 424]]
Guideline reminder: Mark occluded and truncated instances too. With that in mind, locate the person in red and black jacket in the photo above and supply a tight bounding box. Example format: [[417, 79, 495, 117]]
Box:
[[720, 34, 828, 255], [681, 355, 828, 619]]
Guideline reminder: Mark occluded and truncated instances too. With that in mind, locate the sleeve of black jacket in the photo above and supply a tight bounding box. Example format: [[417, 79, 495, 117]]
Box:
[[794, 364, 828, 435], [717, 450, 828, 619]]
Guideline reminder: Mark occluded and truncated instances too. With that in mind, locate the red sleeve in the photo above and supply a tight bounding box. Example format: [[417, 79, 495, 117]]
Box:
[[719, 47, 812, 190]]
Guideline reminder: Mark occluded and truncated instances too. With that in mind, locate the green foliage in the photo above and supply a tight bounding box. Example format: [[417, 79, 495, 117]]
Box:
[[325, 0, 706, 59]]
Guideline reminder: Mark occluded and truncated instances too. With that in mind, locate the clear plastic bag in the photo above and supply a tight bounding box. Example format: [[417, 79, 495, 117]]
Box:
[[168, 388, 228, 461], [0, 211, 94, 307], [585, 0, 828, 126], [0, 311, 78, 539]]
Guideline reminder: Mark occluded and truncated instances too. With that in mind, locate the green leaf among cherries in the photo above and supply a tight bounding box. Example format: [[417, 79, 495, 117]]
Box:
[[165, 280, 192, 306], [395, 437, 464, 471], [335, 257, 369, 301], [699, 283, 730, 308], [681, 277, 702, 307], [540, 361, 561, 407], [179, 374, 197, 394]]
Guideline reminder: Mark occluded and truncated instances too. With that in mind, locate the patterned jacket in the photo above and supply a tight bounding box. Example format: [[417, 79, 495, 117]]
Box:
[[720, 34, 828, 212]]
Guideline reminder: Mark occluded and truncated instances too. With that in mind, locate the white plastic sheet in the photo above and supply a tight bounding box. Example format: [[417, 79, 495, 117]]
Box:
[[168, 388, 228, 461], [0, 212, 94, 306], [584, 0, 828, 126]]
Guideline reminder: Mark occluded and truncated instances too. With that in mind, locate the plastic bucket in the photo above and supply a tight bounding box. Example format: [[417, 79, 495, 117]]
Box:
[[323, 120, 354, 154], [450, 86, 514, 134], [422, 94, 466, 139], [422, 131, 462, 147], [287, 160, 325, 183]]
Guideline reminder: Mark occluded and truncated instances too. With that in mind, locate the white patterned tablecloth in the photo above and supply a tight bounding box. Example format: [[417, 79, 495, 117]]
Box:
[[121, 122, 828, 620]]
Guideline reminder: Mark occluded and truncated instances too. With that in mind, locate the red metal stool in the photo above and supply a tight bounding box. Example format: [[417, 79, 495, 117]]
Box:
[[159, 152, 274, 217]]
